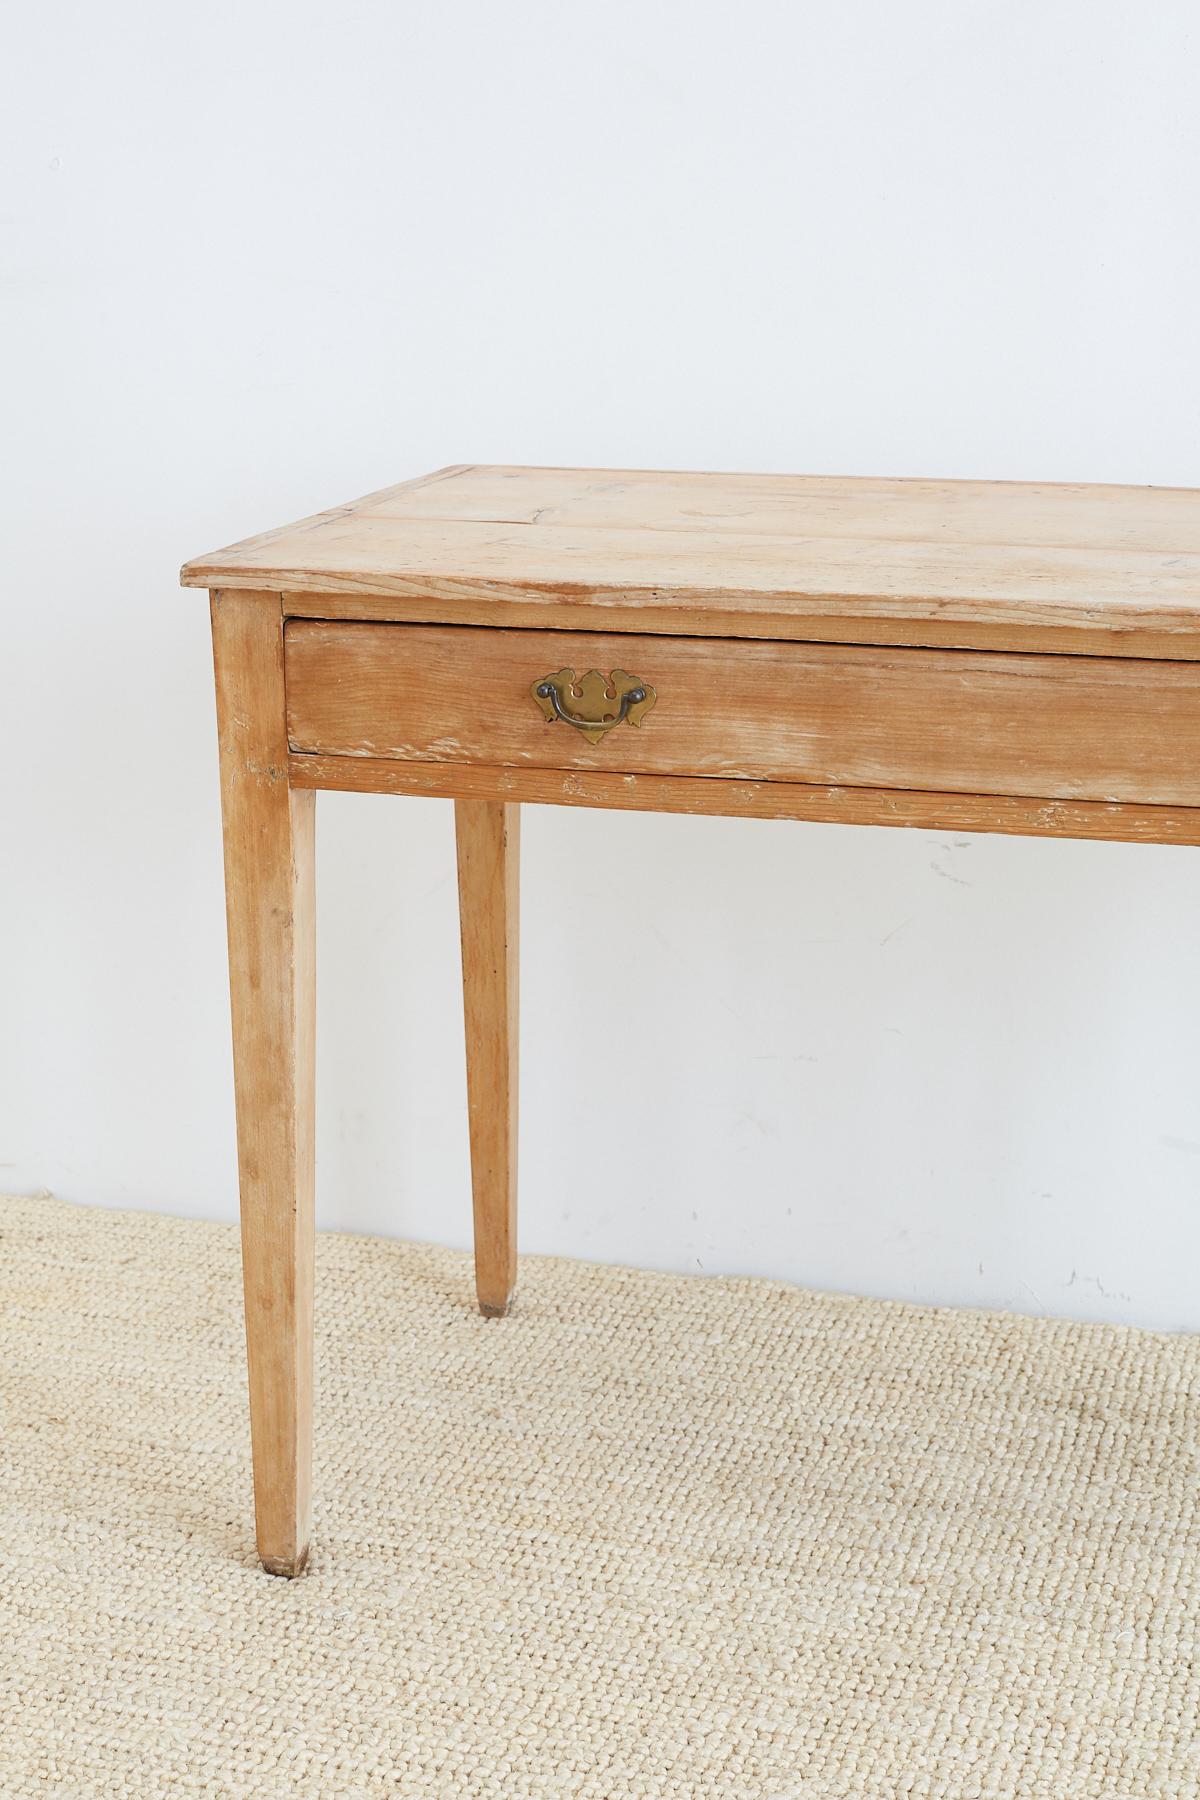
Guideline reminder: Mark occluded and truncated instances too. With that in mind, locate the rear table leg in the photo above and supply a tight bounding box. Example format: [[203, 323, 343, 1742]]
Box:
[[454, 800, 519, 1317]]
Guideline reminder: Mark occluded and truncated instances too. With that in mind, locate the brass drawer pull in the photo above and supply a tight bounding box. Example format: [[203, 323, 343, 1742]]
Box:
[[531, 668, 656, 744]]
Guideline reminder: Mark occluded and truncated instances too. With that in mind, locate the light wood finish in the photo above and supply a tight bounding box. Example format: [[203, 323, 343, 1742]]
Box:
[[180, 466, 1200, 657], [210, 590, 316, 1578], [291, 753, 1200, 848], [281, 598, 1199, 663], [454, 800, 519, 1318], [189, 465, 1200, 1571], [285, 620, 1200, 808], [366, 466, 1200, 549]]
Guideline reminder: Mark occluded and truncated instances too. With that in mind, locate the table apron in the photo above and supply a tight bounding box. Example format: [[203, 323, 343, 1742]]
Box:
[[284, 619, 1200, 811]]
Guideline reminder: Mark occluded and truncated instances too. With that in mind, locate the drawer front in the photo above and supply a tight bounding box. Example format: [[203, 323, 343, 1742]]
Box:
[[285, 620, 1200, 805]]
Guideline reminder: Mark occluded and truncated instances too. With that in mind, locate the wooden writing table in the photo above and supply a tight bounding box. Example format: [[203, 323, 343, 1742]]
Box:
[[182, 465, 1200, 1575]]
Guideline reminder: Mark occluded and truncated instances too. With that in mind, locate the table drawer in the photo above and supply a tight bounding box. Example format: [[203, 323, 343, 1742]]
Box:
[[285, 620, 1200, 805]]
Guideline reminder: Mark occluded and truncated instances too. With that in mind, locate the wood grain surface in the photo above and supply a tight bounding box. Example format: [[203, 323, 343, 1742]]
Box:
[[284, 620, 1200, 807], [290, 754, 1200, 847], [180, 466, 1200, 656], [211, 590, 315, 1578], [455, 800, 520, 1319]]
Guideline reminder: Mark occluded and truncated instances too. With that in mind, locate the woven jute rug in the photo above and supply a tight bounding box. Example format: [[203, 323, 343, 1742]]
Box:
[[1, 1194, 1197, 1798]]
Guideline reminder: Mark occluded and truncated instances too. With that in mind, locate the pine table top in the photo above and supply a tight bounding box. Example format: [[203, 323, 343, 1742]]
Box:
[[181, 464, 1200, 656]]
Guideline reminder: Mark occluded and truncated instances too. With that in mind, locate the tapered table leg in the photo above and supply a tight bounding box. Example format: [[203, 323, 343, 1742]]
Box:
[[454, 799, 519, 1317], [211, 590, 316, 1577]]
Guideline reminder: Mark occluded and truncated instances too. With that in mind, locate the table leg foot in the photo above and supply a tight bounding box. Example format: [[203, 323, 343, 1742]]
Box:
[[260, 1545, 311, 1579], [477, 1289, 516, 1320]]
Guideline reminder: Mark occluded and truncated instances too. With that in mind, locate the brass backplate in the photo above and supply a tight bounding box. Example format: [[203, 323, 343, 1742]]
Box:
[[531, 668, 656, 744]]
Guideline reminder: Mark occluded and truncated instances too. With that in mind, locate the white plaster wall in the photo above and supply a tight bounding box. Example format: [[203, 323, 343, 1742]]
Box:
[[3, 0, 1199, 1326]]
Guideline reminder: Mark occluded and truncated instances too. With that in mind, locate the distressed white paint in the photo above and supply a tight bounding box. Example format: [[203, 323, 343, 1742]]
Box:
[[2, 0, 1199, 1327]]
